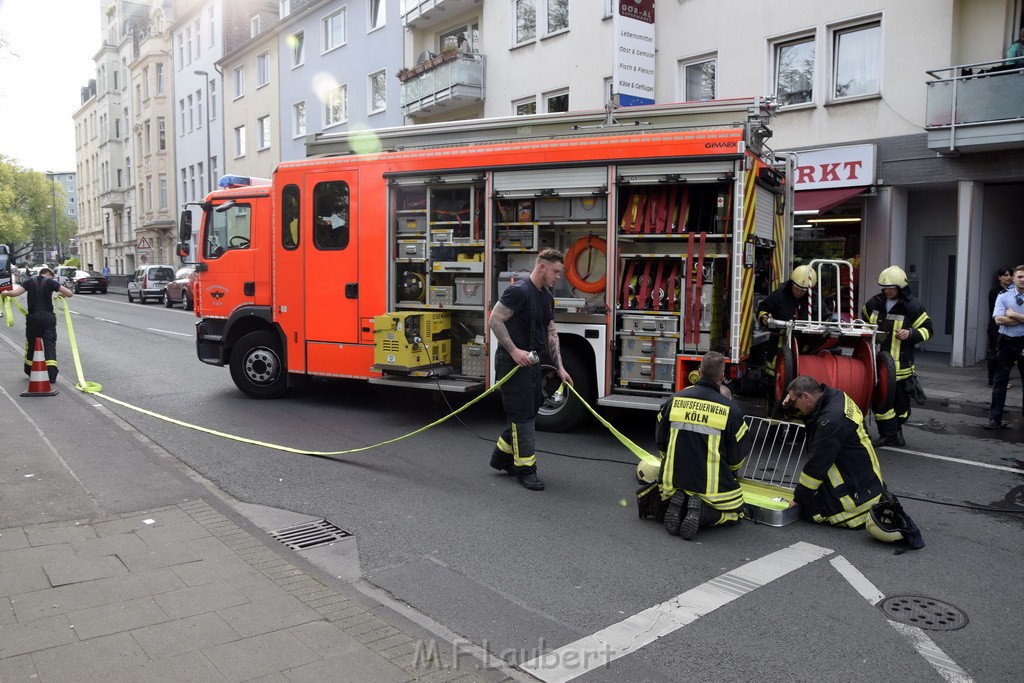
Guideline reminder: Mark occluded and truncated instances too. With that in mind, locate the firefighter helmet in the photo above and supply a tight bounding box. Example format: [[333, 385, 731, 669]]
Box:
[[636, 457, 662, 485], [865, 497, 925, 549], [790, 265, 817, 291], [878, 266, 908, 289]]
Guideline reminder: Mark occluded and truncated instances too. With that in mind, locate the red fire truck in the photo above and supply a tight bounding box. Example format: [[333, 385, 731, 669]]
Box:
[[179, 98, 796, 431]]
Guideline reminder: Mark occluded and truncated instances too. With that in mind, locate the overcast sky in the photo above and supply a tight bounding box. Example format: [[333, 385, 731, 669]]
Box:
[[0, 0, 102, 173]]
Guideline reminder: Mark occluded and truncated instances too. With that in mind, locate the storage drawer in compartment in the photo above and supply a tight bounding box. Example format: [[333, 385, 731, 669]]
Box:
[[619, 357, 676, 385], [396, 239, 426, 260], [620, 314, 679, 334], [620, 335, 677, 360]]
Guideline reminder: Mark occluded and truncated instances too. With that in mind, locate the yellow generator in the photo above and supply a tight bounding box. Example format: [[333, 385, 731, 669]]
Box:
[[373, 311, 452, 373]]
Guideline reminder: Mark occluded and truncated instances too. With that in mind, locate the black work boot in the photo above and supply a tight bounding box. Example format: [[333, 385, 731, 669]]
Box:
[[680, 496, 723, 541], [489, 447, 515, 475], [663, 492, 687, 536], [872, 424, 899, 448], [895, 428, 906, 447], [515, 466, 545, 491]]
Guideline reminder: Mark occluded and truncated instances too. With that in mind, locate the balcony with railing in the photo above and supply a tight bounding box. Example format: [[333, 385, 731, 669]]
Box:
[[402, 0, 479, 30], [399, 51, 485, 119], [925, 58, 1024, 153]]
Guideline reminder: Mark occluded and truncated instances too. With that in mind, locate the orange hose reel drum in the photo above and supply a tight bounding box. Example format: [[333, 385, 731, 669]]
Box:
[[796, 346, 875, 414], [565, 235, 606, 294]]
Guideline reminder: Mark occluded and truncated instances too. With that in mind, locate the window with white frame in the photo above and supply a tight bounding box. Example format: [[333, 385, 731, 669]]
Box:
[[369, 70, 386, 113], [196, 89, 203, 125], [544, 89, 568, 112], [324, 84, 348, 126], [156, 63, 165, 94], [234, 125, 246, 157], [293, 101, 306, 138], [251, 15, 261, 37], [368, 0, 384, 31], [323, 8, 347, 52], [146, 176, 153, 211], [513, 0, 567, 45], [181, 168, 187, 200], [177, 33, 184, 67], [159, 175, 168, 210], [194, 19, 201, 58], [144, 121, 151, 154], [179, 99, 186, 131], [439, 23, 479, 53], [207, 5, 215, 46], [773, 35, 815, 107], [185, 27, 192, 64], [290, 30, 305, 67], [831, 20, 881, 100], [258, 115, 271, 150], [157, 117, 166, 151], [513, 97, 537, 116], [257, 52, 270, 87], [187, 94, 194, 130], [233, 65, 245, 99], [680, 56, 716, 102], [143, 67, 150, 99], [210, 78, 217, 118]]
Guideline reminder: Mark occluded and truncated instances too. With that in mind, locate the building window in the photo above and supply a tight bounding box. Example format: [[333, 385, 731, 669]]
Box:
[[544, 89, 568, 113], [198, 162, 205, 195], [324, 84, 347, 127], [146, 176, 153, 211], [547, 0, 568, 33], [179, 99, 186, 130], [440, 23, 479, 53], [189, 166, 196, 200], [211, 156, 218, 183], [208, 5, 215, 47], [251, 15, 261, 37], [194, 19, 201, 57], [144, 120, 151, 154], [514, 0, 536, 44], [257, 52, 270, 87], [181, 168, 187, 201], [680, 56, 716, 102], [258, 115, 271, 150], [774, 35, 815, 107], [142, 67, 150, 99], [832, 21, 881, 100], [187, 94, 194, 130], [185, 27, 192, 64], [513, 0, 567, 44], [293, 101, 306, 137], [368, 0, 385, 31], [159, 175, 168, 210], [369, 70, 386, 113], [196, 89, 203, 125], [156, 63, 165, 94], [235, 125, 246, 157], [290, 30, 305, 67], [157, 117, 166, 151], [210, 78, 217, 118], [513, 97, 536, 116], [323, 8, 347, 52], [233, 65, 245, 99], [177, 33, 184, 67]]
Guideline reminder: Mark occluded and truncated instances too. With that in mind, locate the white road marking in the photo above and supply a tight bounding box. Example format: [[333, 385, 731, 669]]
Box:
[[519, 542, 833, 682], [96, 318, 122, 325], [880, 446, 1022, 474], [146, 328, 192, 337], [830, 556, 973, 683]]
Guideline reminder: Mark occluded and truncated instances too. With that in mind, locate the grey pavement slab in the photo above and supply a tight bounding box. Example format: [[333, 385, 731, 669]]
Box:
[[0, 613, 76, 659], [201, 630, 321, 682], [0, 528, 29, 551], [10, 567, 185, 622], [67, 595, 170, 640], [31, 631, 150, 681], [131, 611, 241, 660], [84, 651, 228, 683], [151, 579, 251, 619], [42, 552, 128, 586], [217, 593, 323, 638]]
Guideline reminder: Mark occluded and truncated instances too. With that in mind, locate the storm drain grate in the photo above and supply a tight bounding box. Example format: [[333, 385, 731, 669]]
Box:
[[270, 519, 351, 551], [879, 596, 969, 631]]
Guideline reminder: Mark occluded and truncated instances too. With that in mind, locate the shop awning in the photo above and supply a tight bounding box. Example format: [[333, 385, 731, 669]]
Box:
[[793, 187, 867, 214]]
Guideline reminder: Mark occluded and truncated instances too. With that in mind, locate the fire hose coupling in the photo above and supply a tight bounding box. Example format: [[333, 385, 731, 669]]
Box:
[[527, 350, 539, 364]]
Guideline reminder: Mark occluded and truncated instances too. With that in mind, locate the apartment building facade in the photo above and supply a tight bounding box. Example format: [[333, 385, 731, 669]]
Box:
[[73, 80, 101, 272]]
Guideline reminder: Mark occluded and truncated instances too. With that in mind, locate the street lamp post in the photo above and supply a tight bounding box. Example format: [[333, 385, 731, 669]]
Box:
[[194, 70, 213, 194], [46, 171, 59, 263]]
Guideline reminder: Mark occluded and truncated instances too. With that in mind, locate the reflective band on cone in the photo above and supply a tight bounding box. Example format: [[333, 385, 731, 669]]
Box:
[[21, 337, 58, 397]]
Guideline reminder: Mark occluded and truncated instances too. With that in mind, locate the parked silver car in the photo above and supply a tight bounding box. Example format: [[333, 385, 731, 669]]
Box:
[[127, 264, 176, 304]]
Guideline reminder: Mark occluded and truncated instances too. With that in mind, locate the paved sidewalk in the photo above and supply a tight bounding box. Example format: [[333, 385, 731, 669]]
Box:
[[914, 350, 1022, 417]]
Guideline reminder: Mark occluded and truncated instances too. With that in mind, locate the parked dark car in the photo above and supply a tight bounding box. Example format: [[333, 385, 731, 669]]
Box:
[[163, 266, 196, 310], [72, 270, 108, 294]]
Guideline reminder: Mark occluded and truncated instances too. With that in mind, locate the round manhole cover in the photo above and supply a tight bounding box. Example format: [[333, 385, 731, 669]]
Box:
[[879, 596, 968, 631]]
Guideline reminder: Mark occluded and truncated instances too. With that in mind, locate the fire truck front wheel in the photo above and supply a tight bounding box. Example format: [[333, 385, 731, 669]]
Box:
[[536, 350, 593, 432], [230, 331, 287, 399]]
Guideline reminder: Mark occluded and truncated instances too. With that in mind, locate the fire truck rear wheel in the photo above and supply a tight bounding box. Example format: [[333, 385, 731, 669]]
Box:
[[230, 331, 287, 399], [537, 350, 592, 432]]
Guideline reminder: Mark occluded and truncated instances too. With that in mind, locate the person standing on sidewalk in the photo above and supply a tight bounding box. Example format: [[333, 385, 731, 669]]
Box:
[[488, 249, 573, 491], [986, 265, 1024, 430], [1, 267, 74, 382], [988, 267, 1014, 387], [861, 266, 933, 447]]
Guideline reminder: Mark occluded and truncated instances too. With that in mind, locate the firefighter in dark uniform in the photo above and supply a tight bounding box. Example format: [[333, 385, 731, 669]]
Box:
[[756, 265, 826, 377], [657, 351, 749, 541], [1, 267, 75, 382], [861, 266, 933, 447], [488, 249, 573, 491], [782, 376, 886, 528]]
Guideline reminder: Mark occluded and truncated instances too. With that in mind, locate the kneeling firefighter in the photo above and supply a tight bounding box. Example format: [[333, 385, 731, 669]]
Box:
[[650, 352, 750, 541]]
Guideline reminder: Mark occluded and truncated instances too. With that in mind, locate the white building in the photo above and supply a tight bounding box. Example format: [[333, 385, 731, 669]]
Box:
[[73, 80, 101, 272]]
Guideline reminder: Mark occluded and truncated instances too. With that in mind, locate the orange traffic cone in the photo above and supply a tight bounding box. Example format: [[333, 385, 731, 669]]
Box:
[[21, 337, 58, 397]]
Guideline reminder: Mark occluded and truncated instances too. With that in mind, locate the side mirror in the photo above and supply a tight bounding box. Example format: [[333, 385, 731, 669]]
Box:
[[177, 242, 191, 259], [179, 210, 193, 242]]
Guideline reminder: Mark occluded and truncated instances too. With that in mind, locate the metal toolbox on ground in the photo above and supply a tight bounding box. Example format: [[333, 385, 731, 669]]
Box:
[[396, 211, 426, 233], [455, 278, 484, 306], [619, 335, 678, 360], [396, 239, 426, 260], [461, 343, 486, 377], [621, 314, 680, 335], [618, 357, 675, 385]]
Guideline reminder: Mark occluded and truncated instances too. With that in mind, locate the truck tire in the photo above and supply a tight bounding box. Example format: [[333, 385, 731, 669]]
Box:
[[537, 349, 593, 432], [230, 331, 287, 399]]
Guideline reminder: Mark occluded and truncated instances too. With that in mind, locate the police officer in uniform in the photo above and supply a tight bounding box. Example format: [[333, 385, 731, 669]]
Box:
[[782, 376, 886, 528], [756, 265, 826, 378], [1, 267, 74, 382], [657, 351, 749, 541], [488, 249, 573, 491], [861, 266, 933, 447]]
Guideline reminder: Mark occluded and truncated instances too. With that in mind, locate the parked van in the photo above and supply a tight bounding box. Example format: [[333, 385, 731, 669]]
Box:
[[54, 266, 77, 289], [127, 264, 176, 304]]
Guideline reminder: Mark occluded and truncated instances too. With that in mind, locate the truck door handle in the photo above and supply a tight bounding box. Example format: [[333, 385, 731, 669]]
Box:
[[345, 283, 358, 299], [244, 281, 255, 296]]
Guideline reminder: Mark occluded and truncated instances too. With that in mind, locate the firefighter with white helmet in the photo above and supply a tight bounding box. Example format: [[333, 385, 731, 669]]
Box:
[[861, 265, 933, 447], [756, 265, 828, 378]]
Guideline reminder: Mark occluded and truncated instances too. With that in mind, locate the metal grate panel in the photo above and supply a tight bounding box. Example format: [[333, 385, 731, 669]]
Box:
[[270, 519, 351, 551], [880, 596, 969, 631], [739, 416, 807, 489]]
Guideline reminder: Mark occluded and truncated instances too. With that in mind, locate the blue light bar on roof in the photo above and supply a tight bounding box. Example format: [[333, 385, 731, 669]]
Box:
[[218, 174, 271, 188]]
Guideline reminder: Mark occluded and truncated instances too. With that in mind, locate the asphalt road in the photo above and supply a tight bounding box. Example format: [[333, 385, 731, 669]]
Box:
[[4, 292, 1022, 682]]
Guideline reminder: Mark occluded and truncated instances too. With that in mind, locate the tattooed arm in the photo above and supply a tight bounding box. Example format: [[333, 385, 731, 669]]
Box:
[[490, 301, 532, 367], [547, 320, 573, 386]]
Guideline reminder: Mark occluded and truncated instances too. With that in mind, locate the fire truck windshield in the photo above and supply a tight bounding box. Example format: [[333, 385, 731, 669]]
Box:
[[204, 203, 252, 258]]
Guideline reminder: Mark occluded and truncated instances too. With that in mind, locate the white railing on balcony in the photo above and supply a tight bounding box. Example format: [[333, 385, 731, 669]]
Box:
[[926, 58, 1024, 129], [400, 53, 485, 118]]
